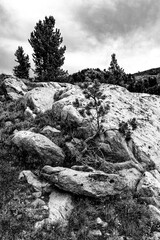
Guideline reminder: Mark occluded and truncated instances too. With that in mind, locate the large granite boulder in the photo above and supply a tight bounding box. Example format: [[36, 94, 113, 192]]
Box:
[[25, 86, 57, 113], [100, 84, 160, 171], [41, 165, 126, 198], [61, 105, 84, 126], [12, 131, 65, 166], [3, 77, 28, 100]]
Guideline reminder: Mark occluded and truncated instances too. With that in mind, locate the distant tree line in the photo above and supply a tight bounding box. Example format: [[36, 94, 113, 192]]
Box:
[[68, 53, 160, 95]]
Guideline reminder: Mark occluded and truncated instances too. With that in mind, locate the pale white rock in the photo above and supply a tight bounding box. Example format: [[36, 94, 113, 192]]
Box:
[[137, 170, 160, 198], [61, 105, 83, 126], [149, 205, 160, 224], [48, 188, 74, 227], [96, 217, 103, 225], [41, 165, 126, 198], [42, 126, 61, 137], [24, 106, 36, 119], [19, 170, 48, 192], [5, 121, 12, 127], [12, 131, 65, 166], [25, 87, 57, 113], [88, 230, 102, 237], [31, 198, 46, 208], [152, 231, 160, 240], [99, 84, 160, 171], [118, 168, 142, 190], [3, 77, 28, 100], [35, 82, 61, 89]]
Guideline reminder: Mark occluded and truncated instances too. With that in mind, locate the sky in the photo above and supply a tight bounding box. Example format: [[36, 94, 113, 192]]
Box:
[[0, 0, 160, 76]]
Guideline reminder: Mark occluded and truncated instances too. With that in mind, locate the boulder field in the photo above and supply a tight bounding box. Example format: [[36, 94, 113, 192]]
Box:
[[3, 76, 160, 232]]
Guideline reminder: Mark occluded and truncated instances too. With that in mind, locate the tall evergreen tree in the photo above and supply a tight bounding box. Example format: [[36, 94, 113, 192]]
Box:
[[108, 53, 127, 85], [28, 16, 66, 81], [13, 46, 30, 79]]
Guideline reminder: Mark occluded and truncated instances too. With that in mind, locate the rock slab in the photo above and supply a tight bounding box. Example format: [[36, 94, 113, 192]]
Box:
[[41, 165, 126, 198]]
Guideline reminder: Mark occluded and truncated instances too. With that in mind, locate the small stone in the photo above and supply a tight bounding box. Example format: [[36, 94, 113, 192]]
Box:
[[102, 222, 108, 228], [88, 230, 102, 237], [32, 192, 42, 198], [33, 214, 44, 221], [96, 217, 103, 225], [31, 198, 46, 208]]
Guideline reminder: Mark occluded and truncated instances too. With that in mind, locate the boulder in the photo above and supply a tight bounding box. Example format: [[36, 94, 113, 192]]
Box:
[[12, 131, 65, 166], [137, 170, 160, 199], [118, 168, 142, 190], [61, 105, 83, 126], [3, 77, 28, 100], [25, 87, 57, 113], [149, 205, 160, 224], [88, 230, 102, 237], [48, 188, 74, 227], [52, 85, 86, 119], [41, 165, 126, 198]]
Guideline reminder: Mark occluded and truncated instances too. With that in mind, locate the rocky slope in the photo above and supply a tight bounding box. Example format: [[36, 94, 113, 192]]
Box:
[[1, 76, 160, 239]]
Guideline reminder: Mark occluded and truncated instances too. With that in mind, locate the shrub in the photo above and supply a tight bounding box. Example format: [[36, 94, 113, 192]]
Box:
[[119, 118, 138, 141], [80, 79, 110, 134]]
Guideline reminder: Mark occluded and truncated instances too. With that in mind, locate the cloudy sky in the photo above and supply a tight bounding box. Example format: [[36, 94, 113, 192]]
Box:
[[0, 0, 160, 75]]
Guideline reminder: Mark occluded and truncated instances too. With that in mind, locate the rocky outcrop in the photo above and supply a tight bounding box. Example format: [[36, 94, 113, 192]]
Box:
[[12, 131, 65, 166], [41, 165, 126, 198], [25, 86, 57, 113], [3, 77, 28, 100], [52, 83, 160, 172]]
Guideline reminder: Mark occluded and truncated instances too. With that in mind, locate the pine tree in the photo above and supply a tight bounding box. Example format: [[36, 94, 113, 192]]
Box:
[[108, 53, 127, 85], [28, 16, 66, 82], [13, 46, 30, 79]]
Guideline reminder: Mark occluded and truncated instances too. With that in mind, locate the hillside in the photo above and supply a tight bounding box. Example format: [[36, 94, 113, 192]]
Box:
[[134, 67, 160, 77], [1, 75, 160, 239]]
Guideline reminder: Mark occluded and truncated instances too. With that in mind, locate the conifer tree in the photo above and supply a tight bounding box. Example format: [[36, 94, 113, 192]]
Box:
[[108, 53, 127, 85], [28, 16, 66, 81], [13, 46, 30, 79]]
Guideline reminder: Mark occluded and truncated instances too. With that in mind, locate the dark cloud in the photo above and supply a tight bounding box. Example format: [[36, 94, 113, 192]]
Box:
[[73, 0, 160, 42]]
